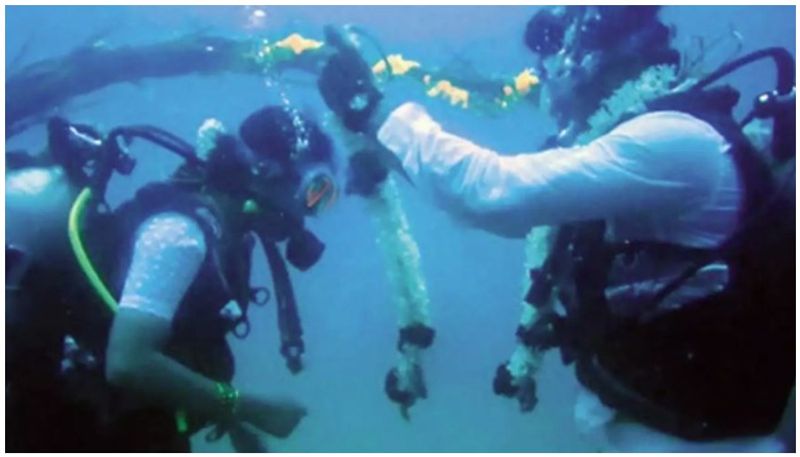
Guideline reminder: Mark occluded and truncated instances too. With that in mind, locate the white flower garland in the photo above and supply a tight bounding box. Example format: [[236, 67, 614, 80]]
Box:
[[507, 64, 683, 398], [368, 177, 432, 328], [328, 114, 433, 411]]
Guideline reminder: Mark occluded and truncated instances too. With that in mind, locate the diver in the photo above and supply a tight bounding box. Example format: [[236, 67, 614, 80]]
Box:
[[317, 6, 795, 452], [6, 105, 339, 451]]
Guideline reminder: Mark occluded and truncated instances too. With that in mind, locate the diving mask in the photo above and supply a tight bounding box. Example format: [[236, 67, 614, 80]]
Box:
[[299, 168, 338, 215], [247, 161, 338, 217]]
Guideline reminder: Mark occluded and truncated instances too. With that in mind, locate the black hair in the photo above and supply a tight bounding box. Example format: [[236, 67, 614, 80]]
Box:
[[578, 6, 662, 52], [239, 106, 334, 170], [524, 8, 569, 56], [202, 133, 252, 196], [525, 6, 680, 133]]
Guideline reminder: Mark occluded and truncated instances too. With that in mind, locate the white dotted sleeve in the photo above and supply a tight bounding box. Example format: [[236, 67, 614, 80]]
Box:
[[117, 212, 208, 321]]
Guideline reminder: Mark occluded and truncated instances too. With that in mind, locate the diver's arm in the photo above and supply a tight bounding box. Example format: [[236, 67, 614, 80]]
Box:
[[377, 104, 723, 238], [108, 310, 305, 438], [105, 213, 229, 418], [108, 317, 305, 438], [106, 213, 306, 436], [106, 310, 231, 417]]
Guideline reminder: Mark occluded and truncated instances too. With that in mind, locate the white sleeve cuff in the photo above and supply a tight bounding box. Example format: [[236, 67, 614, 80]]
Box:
[[377, 102, 441, 173]]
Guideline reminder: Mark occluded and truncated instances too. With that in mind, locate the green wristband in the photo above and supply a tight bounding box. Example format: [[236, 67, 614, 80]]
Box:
[[215, 382, 240, 418]]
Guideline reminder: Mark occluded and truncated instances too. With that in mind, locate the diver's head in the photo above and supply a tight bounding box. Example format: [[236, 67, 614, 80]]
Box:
[[524, 8, 569, 57], [524, 6, 679, 140], [239, 105, 338, 218]]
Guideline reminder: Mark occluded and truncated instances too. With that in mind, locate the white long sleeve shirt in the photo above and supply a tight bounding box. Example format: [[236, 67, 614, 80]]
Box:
[[377, 101, 747, 315], [377, 102, 742, 248], [376, 103, 786, 452]]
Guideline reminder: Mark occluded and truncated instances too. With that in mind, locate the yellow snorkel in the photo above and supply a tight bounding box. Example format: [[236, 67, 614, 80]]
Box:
[[68, 187, 118, 314]]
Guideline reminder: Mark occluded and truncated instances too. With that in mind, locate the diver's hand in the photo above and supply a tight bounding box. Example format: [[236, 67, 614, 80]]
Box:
[[317, 25, 383, 133], [237, 393, 307, 438], [346, 147, 390, 197]]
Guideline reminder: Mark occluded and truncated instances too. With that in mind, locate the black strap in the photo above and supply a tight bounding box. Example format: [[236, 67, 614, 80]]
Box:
[[107, 125, 201, 166], [7, 150, 49, 170], [605, 240, 719, 311], [522, 221, 724, 357], [259, 233, 304, 374]]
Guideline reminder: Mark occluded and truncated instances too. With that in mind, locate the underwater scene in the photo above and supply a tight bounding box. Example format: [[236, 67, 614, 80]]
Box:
[[5, 5, 796, 453]]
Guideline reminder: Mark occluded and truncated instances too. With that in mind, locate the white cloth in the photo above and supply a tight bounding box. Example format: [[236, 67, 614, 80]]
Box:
[[377, 103, 741, 247], [117, 212, 207, 321], [379, 102, 746, 311], [378, 102, 743, 312], [376, 103, 777, 451]]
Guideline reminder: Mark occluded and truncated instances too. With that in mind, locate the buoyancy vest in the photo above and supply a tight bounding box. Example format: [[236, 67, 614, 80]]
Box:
[[523, 86, 795, 441], [106, 182, 255, 382], [8, 180, 255, 442]]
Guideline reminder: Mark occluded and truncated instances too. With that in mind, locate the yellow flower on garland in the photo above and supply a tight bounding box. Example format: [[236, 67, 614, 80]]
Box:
[[275, 33, 324, 55], [514, 69, 539, 95], [372, 54, 421, 76], [426, 80, 469, 108]]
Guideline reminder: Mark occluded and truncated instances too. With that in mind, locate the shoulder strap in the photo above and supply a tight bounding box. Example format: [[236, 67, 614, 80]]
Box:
[[7, 150, 50, 171], [646, 86, 777, 221], [259, 233, 305, 374]]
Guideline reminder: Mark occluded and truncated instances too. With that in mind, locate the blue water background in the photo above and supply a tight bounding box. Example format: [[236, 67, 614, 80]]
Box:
[[6, 5, 795, 452]]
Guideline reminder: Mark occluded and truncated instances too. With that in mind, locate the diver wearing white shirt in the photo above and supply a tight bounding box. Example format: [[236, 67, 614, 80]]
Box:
[[317, 6, 794, 452], [374, 102, 784, 452]]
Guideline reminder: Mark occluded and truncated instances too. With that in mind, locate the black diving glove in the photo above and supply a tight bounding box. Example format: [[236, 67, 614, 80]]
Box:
[[345, 139, 414, 195], [318, 24, 414, 190], [317, 25, 384, 134], [345, 148, 389, 197]]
